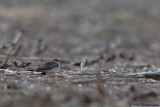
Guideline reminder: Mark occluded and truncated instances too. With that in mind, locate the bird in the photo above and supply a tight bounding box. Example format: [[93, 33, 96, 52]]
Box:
[[36, 59, 60, 75]]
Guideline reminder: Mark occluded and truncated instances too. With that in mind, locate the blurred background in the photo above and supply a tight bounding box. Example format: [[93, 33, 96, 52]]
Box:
[[1, 1, 160, 106], [1, 0, 160, 65]]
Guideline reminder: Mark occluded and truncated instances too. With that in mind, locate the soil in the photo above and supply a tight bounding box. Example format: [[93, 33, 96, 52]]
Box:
[[0, 0, 160, 107]]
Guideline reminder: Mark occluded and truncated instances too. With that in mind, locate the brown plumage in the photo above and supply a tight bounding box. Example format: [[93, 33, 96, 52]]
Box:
[[36, 59, 59, 74]]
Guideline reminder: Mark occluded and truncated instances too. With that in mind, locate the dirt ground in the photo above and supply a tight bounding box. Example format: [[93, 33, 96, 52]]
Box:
[[0, 0, 160, 107]]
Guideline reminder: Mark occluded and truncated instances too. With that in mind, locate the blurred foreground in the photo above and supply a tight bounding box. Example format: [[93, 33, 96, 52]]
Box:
[[0, 0, 160, 107]]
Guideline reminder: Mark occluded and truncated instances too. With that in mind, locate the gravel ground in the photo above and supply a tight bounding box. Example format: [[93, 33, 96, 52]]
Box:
[[0, 0, 160, 107]]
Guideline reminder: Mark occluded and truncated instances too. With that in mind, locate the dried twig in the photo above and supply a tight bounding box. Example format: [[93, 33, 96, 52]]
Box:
[[106, 54, 116, 62], [4, 30, 25, 64], [16, 71, 42, 75], [123, 71, 160, 79], [0, 69, 16, 74], [73, 55, 104, 66], [80, 59, 87, 70], [96, 72, 106, 98], [30, 39, 47, 56], [88, 55, 104, 65], [12, 45, 22, 56], [46, 73, 68, 78]]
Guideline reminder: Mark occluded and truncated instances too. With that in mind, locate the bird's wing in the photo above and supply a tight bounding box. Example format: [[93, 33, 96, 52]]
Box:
[[36, 61, 58, 71]]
